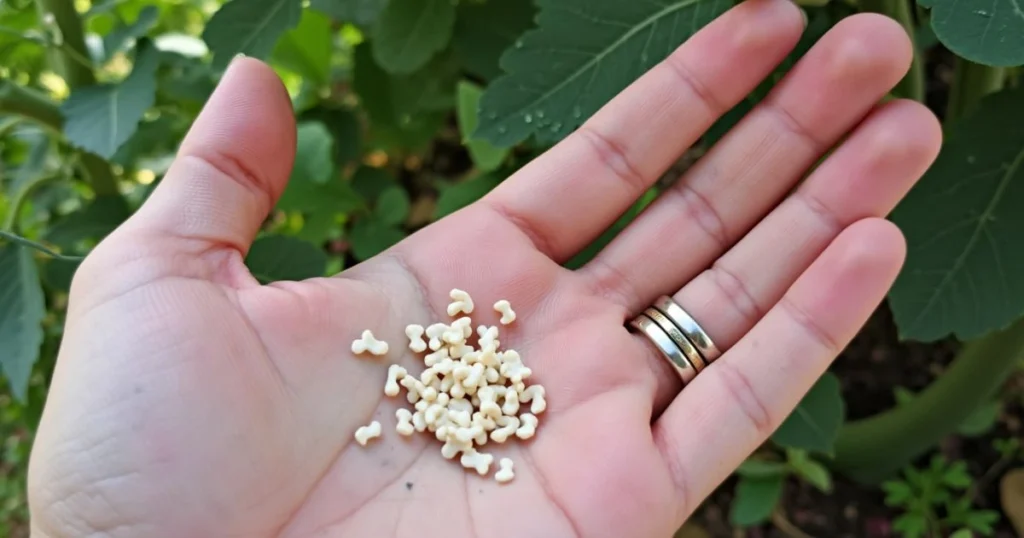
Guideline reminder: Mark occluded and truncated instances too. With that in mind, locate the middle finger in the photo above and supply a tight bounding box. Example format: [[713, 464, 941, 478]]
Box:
[[581, 14, 913, 311]]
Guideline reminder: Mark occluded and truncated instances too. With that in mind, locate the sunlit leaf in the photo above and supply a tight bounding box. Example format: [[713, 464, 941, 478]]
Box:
[[272, 9, 333, 87], [202, 0, 303, 68], [457, 81, 509, 172], [476, 0, 731, 147], [102, 5, 159, 61], [61, 40, 160, 159]]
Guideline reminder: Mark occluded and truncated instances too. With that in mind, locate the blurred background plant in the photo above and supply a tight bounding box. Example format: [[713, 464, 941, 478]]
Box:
[[1, 0, 1022, 536]]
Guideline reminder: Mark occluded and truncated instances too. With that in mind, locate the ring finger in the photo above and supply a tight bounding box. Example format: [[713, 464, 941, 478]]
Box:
[[637, 98, 942, 411]]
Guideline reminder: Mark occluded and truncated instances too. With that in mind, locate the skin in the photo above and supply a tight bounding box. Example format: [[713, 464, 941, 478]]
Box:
[[26, 1, 943, 537]]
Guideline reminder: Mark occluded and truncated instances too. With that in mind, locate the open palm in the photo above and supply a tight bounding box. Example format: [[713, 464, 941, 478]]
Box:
[[28, 2, 942, 537]]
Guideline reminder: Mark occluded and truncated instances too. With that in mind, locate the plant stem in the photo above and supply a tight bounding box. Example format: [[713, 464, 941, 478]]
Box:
[[0, 82, 64, 132], [0, 230, 84, 262], [31, 0, 120, 197], [34, 0, 95, 87], [3, 171, 61, 231], [860, 0, 925, 102], [832, 317, 1024, 484], [945, 58, 1006, 124]]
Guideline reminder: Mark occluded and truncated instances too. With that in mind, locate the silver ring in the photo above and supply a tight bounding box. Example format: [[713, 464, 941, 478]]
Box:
[[654, 295, 721, 363], [628, 315, 698, 384], [644, 308, 706, 373]]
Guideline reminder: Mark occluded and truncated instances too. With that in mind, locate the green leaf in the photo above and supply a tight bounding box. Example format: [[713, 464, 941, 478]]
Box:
[[371, 0, 455, 74], [920, 0, 1024, 67], [61, 40, 160, 159], [894, 386, 916, 406], [735, 459, 788, 479], [310, 0, 388, 27], [729, 475, 784, 527], [949, 529, 973, 538], [883, 480, 914, 507], [457, 81, 509, 172], [375, 186, 410, 226], [44, 196, 132, 248], [453, 0, 538, 81], [102, 5, 159, 61], [965, 510, 1000, 533], [351, 165, 396, 203], [957, 400, 1002, 437], [943, 461, 973, 489], [348, 219, 406, 261], [771, 372, 845, 454], [298, 107, 362, 168], [786, 449, 832, 493], [0, 243, 45, 401], [293, 122, 336, 185], [476, 0, 732, 147], [272, 9, 333, 87], [889, 87, 1024, 341], [434, 173, 503, 219], [893, 513, 928, 538], [111, 115, 181, 167], [202, 0, 303, 68], [245, 235, 328, 282]]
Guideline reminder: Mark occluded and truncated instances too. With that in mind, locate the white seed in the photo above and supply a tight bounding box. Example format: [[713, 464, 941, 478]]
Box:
[[460, 449, 494, 475], [472, 411, 497, 431], [395, 409, 414, 436], [463, 363, 485, 390], [448, 398, 473, 414], [355, 421, 382, 446], [516, 413, 538, 439], [384, 364, 407, 397], [501, 362, 532, 384], [502, 389, 520, 416], [412, 411, 427, 432], [425, 348, 449, 367], [520, 385, 547, 415], [448, 289, 475, 316], [415, 399, 429, 413], [405, 324, 427, 353], [490, 415, 520, 443], [352, 330, 389, 356], [495, 458, 515, 483], [449, 343, 473, 359], [494, 300, 516, 325], [484, 366, 500, 384]]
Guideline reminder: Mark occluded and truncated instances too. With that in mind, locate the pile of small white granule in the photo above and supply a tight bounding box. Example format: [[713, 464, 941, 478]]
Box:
[[349, 289, 544, 484]]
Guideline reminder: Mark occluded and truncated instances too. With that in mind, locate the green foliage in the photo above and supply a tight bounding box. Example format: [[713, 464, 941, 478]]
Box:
[[61, 39, 160, 158], [453, 0, 537, 82], [884, 455, 1000, 538], [770, 373, 845, 455], [101, 5, 159, 62], [202, 0, 303, 68], [371, 0, 455, 75], [272, 10, 333, 87], [476, 0, 732, 147], [0, 244, 44, 401], [730, 472, 784, 527], [310, 0, 387, 28], [918, 0, 1024, 67], [890, 87, 1024, 342], [731, 449, 834, 527], [456, 80, 508, 172]]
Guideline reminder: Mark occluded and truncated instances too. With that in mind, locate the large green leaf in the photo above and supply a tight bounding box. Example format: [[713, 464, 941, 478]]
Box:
[[475, 0, 732, 147], [349, 219, 405, 260], [453, 0, 538, 81], [889, 87, 1024, 341], [310, 0, 388, 27], [920, 0, 1024, 67], [770, 373, 845, 454], [272, 9, 333, 87], [202, 0, 303, 68], [457, 81, 509, 172], [371, 0, 455, 74], [0, 243, 46, 401], [61, 40, 160, 159], [102, 5, 159, 61], [245, 235, 328, 282], [434, 173, 503, 220], [729, 475, 784, 527], [374, 186, 410, 226]]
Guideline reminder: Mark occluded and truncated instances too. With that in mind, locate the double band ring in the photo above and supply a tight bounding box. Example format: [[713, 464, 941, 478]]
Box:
[[628, 295, 720, 386]]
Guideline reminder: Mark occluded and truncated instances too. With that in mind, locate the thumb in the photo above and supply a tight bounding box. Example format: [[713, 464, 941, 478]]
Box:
[[115, 57, 296, 280]]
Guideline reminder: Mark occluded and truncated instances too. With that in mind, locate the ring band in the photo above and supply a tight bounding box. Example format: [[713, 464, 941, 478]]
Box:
[[653, 295, 721, 363], [644, 308, 706, 373], [628, 315, 698, 384]]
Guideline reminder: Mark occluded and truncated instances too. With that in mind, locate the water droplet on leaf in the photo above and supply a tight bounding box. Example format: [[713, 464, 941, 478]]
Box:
[[524, 114, 533, 124]]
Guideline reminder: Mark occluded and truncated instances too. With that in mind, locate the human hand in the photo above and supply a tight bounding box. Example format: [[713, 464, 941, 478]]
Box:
[[27, 0, 942, 536]]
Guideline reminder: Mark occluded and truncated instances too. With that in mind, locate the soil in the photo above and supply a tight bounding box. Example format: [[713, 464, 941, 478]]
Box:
[[691, 302, 1024, 538]]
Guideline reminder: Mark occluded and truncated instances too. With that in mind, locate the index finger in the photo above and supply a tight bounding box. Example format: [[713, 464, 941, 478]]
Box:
[[481, 0, 807, 262]]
